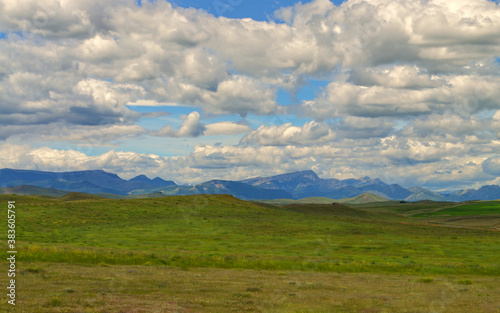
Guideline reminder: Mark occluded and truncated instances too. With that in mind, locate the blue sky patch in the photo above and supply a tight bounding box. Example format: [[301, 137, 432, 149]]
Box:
[[168, 0, 347, 21]]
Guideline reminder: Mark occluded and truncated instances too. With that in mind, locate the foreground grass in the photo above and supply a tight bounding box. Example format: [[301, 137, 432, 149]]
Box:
[[2, 262, 499, 313], [4, 194, 500, 275], [1, 194, 499, 312]]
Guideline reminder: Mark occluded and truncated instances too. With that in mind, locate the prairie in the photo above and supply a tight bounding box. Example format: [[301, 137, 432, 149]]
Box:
[[1, 194, 499, 312]]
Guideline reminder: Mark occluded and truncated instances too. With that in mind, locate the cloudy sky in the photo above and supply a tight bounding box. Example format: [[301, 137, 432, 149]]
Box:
[[1, 0, 500, 190]]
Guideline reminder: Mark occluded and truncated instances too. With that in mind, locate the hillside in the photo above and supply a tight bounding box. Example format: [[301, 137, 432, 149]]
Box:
[[405, 187, 449, 202], [258, 193, 388, 206], [342, 192, 389, 204], [0, 185, 68, 197], [280, 202, 400, 220], [56, 192, 107, 201]]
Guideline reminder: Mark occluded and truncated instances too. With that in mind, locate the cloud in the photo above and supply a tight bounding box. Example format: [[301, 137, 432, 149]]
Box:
[[204, 122, 252, 136], [241, 122, 335, 146], [241, 117, 396, 146], [152, 113, 252, 137], [2, 0, 500, 122], [301, 69, 500, 119], [153, 111, 206, 138], [482, 156, 500, 176], [1, 0, 500, 190], [0, 124, 147, 144], [0, 140, 498, 190]]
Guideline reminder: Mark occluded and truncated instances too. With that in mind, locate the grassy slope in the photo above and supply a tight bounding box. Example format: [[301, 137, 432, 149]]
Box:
[[258, 192, 388, 206], [0, 185, 69, 197], [414, 201, 500, 217], [3, 194, 499, 276], [411, 201, 500, 229], [2, 194, 500, 312], [341, 192, 388, 204], [11, 263, 500, 313]]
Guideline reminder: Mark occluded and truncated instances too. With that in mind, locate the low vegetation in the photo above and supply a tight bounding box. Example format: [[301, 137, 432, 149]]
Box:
[[1, 194, 499, 312]]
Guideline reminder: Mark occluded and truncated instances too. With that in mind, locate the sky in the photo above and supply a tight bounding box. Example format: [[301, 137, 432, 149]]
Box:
[[1, 0, 500, 191]]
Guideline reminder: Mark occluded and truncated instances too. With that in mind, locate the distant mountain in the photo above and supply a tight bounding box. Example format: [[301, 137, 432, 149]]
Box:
[[135, 180, 292, 200], [342, 193, 389, 204], [129, 174, 176, 189], [0, 169, 176, 196], [2, 168, 500, 202], [446, 185, 500, 201], [342, 176, 387, 187], [241, 170, 356, 199], [405, 187, 449, 202], [241, 170, 321, 193], [241, 171, 410, 200], [357, 183, 412, 200]]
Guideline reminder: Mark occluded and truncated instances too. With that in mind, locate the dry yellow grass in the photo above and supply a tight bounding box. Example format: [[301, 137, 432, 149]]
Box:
[[3, 262, 499, 313]]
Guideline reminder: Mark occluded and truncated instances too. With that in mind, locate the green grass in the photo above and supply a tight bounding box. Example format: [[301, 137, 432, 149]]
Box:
[[3, 194, 499, 276], [257, 197, 338, 206], [256, 193, 388, 206], [4, 263, 500, 313], [414, 201, 500, 217], [2, 194, 500, 312]]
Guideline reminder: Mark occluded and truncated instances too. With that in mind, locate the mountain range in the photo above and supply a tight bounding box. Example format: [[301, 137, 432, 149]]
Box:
[[1, 168, 499, 202], [0, 168, 175, 196]]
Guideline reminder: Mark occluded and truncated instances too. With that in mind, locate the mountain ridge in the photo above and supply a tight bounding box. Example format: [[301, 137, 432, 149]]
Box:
[[1, 168, 499, 202]]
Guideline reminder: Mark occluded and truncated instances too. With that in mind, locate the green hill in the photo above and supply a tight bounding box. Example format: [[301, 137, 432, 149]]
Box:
[[341, 192, 388, 204], [57, 192, 106, 201], [4, 193, 496, 275], [0, 185, 68, 197], [405, 187, 449, 202], [257, 197, 337, 205], [258, 193, 388, 206], [280, 202, 403, 221]]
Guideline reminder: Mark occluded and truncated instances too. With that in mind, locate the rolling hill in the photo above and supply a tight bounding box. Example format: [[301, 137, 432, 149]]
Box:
[[341, 192, 389, 204], [406, 187, 449, 202], [0, 185, 69, 197], [257, 193, 389, 206]]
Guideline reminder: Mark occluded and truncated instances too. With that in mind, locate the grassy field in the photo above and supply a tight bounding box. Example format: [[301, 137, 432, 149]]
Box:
[[1, 194, 499, 312], [414, 201, 500, 217], [8, 263, 500, 313]]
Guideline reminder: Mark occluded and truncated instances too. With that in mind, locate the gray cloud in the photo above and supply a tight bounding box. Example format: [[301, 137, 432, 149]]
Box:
[[153, 111, 206, 138], [1, 0, 500, 190]]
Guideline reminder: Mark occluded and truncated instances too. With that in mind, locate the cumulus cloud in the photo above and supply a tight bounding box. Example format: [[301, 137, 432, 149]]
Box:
[[302, 69, 500, 119], [1, 0, 500, 190], [241, 122, 334, 146], [0, 140, 498, 190], [482, 156, 500, 176], [204, 122, 252, 136], [241, 117, 395, 146], [152, 112, 252, 138], [153, 111, 206, 138]]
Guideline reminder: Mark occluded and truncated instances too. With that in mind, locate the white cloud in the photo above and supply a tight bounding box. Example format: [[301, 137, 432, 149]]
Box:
[[1, 140, 499, 190], [204, 122, 252, 136], [241, 122, 335, 146], [1, 0, 500, 190], [153, 111, 205, 138], [482, 156, 500, 176], [302, 69, 500, 119]]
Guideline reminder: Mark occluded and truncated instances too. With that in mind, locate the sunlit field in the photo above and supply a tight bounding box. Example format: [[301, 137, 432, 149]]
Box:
[[1, 194, 499, 312]]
